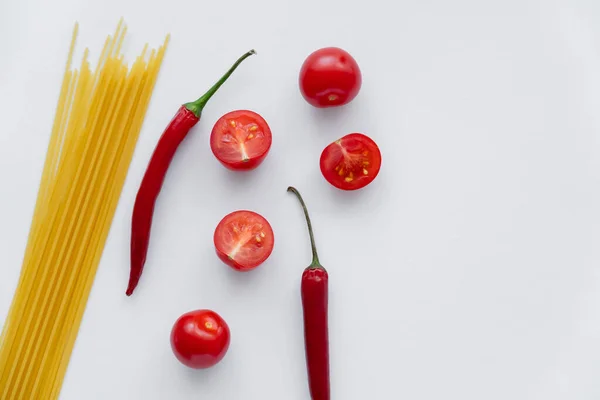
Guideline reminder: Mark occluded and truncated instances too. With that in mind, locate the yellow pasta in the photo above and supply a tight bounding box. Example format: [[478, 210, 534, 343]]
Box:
[[0, 20, 170, 399]]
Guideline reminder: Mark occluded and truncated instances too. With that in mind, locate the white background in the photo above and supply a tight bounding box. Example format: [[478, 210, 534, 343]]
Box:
[[1, 0, 600, 399]]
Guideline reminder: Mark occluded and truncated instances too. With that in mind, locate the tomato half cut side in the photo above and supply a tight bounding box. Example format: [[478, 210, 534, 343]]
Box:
[[213, 210, 274, 271], [320, 133, 382, 191], [210, 110, 272, 171]]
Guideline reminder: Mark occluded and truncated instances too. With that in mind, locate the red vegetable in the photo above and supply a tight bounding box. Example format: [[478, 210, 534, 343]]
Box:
[[127, 50, 256, 296], [210, 110, 272, 170], [287, 186, 330, 400], [299, 47, 362, 108], [170, 309, 231, 369], [320, 133, 381, 191], [213, 210, 274, 271]]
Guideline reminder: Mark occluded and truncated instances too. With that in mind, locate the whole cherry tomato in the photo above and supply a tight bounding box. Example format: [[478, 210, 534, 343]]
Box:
[[214, 210, 275, 271], [170, 309, 231, 369], [210, 110, 272, 170], [320, 133, 382, 190], [299, 47, 362, 108]]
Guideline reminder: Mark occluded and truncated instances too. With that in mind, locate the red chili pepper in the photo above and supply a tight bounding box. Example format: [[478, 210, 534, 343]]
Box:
[[288, 186, 330, 400], [127, 50, 256, 296]]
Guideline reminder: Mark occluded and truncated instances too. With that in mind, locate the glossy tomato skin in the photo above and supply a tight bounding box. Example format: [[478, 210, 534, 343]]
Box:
[[214, 210, 275, 271], [170, 309, 231, 369], [320, 133, 382, 191], [210, 110, 272, 171], [299, 47, 362, 108]]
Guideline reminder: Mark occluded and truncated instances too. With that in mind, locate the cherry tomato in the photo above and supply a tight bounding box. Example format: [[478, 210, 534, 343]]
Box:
[[299, 47, 362, 108], [214, 210, 274, 271], [210, 110, 272, 170], [320, 133, 382, 191], [170, 309, 231, 369]]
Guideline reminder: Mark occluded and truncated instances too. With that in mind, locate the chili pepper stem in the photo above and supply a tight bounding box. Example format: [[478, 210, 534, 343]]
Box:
[[287, 186, 324, 270], [184, 49, 256, 118]]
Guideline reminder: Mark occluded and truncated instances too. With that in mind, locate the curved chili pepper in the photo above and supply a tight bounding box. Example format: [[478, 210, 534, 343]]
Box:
[[288, 186, 330, 400], [127, 50, 256, 296]]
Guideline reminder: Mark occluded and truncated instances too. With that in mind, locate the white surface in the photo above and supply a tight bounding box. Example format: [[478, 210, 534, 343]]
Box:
[[1, 1, 600, 399]]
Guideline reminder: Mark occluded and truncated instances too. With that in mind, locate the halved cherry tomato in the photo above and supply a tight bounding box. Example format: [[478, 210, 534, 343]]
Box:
[[210, 110, 272, 170], [214, 210, 274, 271], [170, 309, 231, 369], [299, 47, 362, 108], [320, 133, 382, 190]]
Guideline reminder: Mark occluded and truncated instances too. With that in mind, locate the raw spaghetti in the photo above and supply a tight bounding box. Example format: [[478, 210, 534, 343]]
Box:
[[0, 20, 169, 399]]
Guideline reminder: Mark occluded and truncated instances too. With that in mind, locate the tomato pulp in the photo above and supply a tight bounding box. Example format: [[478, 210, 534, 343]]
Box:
[[299, 47, 362, 108], [214, 210, 274, 271], [210, 110, 272, 170], [320, 133, 382, 190], [170, 309, 231, 369]]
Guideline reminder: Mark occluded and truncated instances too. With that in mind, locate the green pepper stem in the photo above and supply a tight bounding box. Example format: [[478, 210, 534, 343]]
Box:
[[184, 49, 256, 118], [287, 186, 322, 268]]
